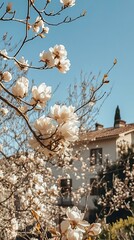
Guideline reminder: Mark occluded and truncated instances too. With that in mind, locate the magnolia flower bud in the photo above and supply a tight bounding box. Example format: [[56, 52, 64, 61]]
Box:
[[6, 2, 12, 12], [0, 49, 8, 60], [0, 107, 9, 116], [2, 71, 12, 82], [0, 144, 3, 151]]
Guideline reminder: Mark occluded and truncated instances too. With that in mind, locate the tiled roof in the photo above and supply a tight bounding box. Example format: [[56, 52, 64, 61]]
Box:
[[79, 123, 134, 142]]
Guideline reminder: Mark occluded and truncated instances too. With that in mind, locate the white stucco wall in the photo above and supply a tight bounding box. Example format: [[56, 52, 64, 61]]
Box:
[[75, 138, 117, 166], [116, 132, 134, 158]]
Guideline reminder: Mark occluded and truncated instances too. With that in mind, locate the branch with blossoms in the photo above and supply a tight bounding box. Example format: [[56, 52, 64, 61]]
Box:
[[0, 0, 85, 57]]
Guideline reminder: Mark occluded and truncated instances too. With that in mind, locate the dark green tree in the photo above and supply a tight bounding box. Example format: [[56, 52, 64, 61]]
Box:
[[114, 105, 121, 127]]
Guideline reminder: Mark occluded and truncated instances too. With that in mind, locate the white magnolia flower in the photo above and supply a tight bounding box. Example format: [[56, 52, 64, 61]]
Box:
[[58, 122, 78, 142], [39, 26, 50, 38], [40, 45, 70, 73], [42, 26, 49, 34], [49, 44, 67, 60], [31, 83, 52, 108], [39, 51, 55, 67], [32, 16, 44, 33], [0, 107, 9, 116], [50, 104, 78, 124], [15, 56, 29, 71], [12, 77, 29, 98], [2, 71, 12, 82], [87, 223, 101, 236], [60, 0, 76, 8], [49, 44, 70, 73], [33, 116, 56, 136], [0, 49, 8, 59], [29, 116, 56, 155], [57, 58, 71, 73], [64, 206, 89, 231]]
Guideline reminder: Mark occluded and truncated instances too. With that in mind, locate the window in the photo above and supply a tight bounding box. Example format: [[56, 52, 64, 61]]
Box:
[[90, 148, 102, 165]]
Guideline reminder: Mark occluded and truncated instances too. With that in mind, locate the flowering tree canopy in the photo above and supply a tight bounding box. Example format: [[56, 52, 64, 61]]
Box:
[[0, 1, 117, 239]]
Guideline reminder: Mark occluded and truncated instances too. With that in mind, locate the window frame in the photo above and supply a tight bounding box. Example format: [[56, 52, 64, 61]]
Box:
[[90, 148, 103, 166]]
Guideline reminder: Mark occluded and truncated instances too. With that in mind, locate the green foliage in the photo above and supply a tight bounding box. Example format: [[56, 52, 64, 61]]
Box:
[[97, 217, 134, 240], [110, 217, 134, 240]]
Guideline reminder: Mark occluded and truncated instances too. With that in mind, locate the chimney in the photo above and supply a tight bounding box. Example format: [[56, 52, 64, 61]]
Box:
[[95, 123, 104, 130], [114, 119, 126, 128]]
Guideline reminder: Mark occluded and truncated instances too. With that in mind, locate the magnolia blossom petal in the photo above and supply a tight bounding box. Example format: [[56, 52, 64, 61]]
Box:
[[0, 49, 8, 59], [49, 44, 67, 60], [43, 26, 49, 34], [39, 51, 55, 67], [57, 58, 71, 73], [60, 220, 70, 233], [67, 228, 83, 240], [66, 207, 84, 222], [60, 0, 76, 7], [34, 116, 56, 136], [32, 16, 44, 33], [58, 122, 78, 142]]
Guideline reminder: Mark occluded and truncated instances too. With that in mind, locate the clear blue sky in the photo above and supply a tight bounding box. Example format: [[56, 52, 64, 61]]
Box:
[[1, 0, 134, 127]]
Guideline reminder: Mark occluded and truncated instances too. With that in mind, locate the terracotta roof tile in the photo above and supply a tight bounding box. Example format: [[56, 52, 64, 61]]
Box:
[[79, 123, 134, 142]]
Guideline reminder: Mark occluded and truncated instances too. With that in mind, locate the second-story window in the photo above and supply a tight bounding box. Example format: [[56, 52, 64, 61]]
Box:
[[90, 148, 102, 165]]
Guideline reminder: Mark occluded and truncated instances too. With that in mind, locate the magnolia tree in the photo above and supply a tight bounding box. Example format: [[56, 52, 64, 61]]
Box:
[[0, 1, 117, 239]]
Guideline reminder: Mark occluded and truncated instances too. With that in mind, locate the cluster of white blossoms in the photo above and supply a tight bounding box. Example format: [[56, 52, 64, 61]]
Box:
[[12, 77, 29, 98], [29, 104, 79, 156], [60, 206, 101, 240], [1, 72, 51, 109], [0, 153, 59, 239], [40, 44, 71, 73]]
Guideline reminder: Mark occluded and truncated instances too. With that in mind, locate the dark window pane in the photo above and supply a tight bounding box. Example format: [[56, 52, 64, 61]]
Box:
[[90, 148, 102, 165]]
